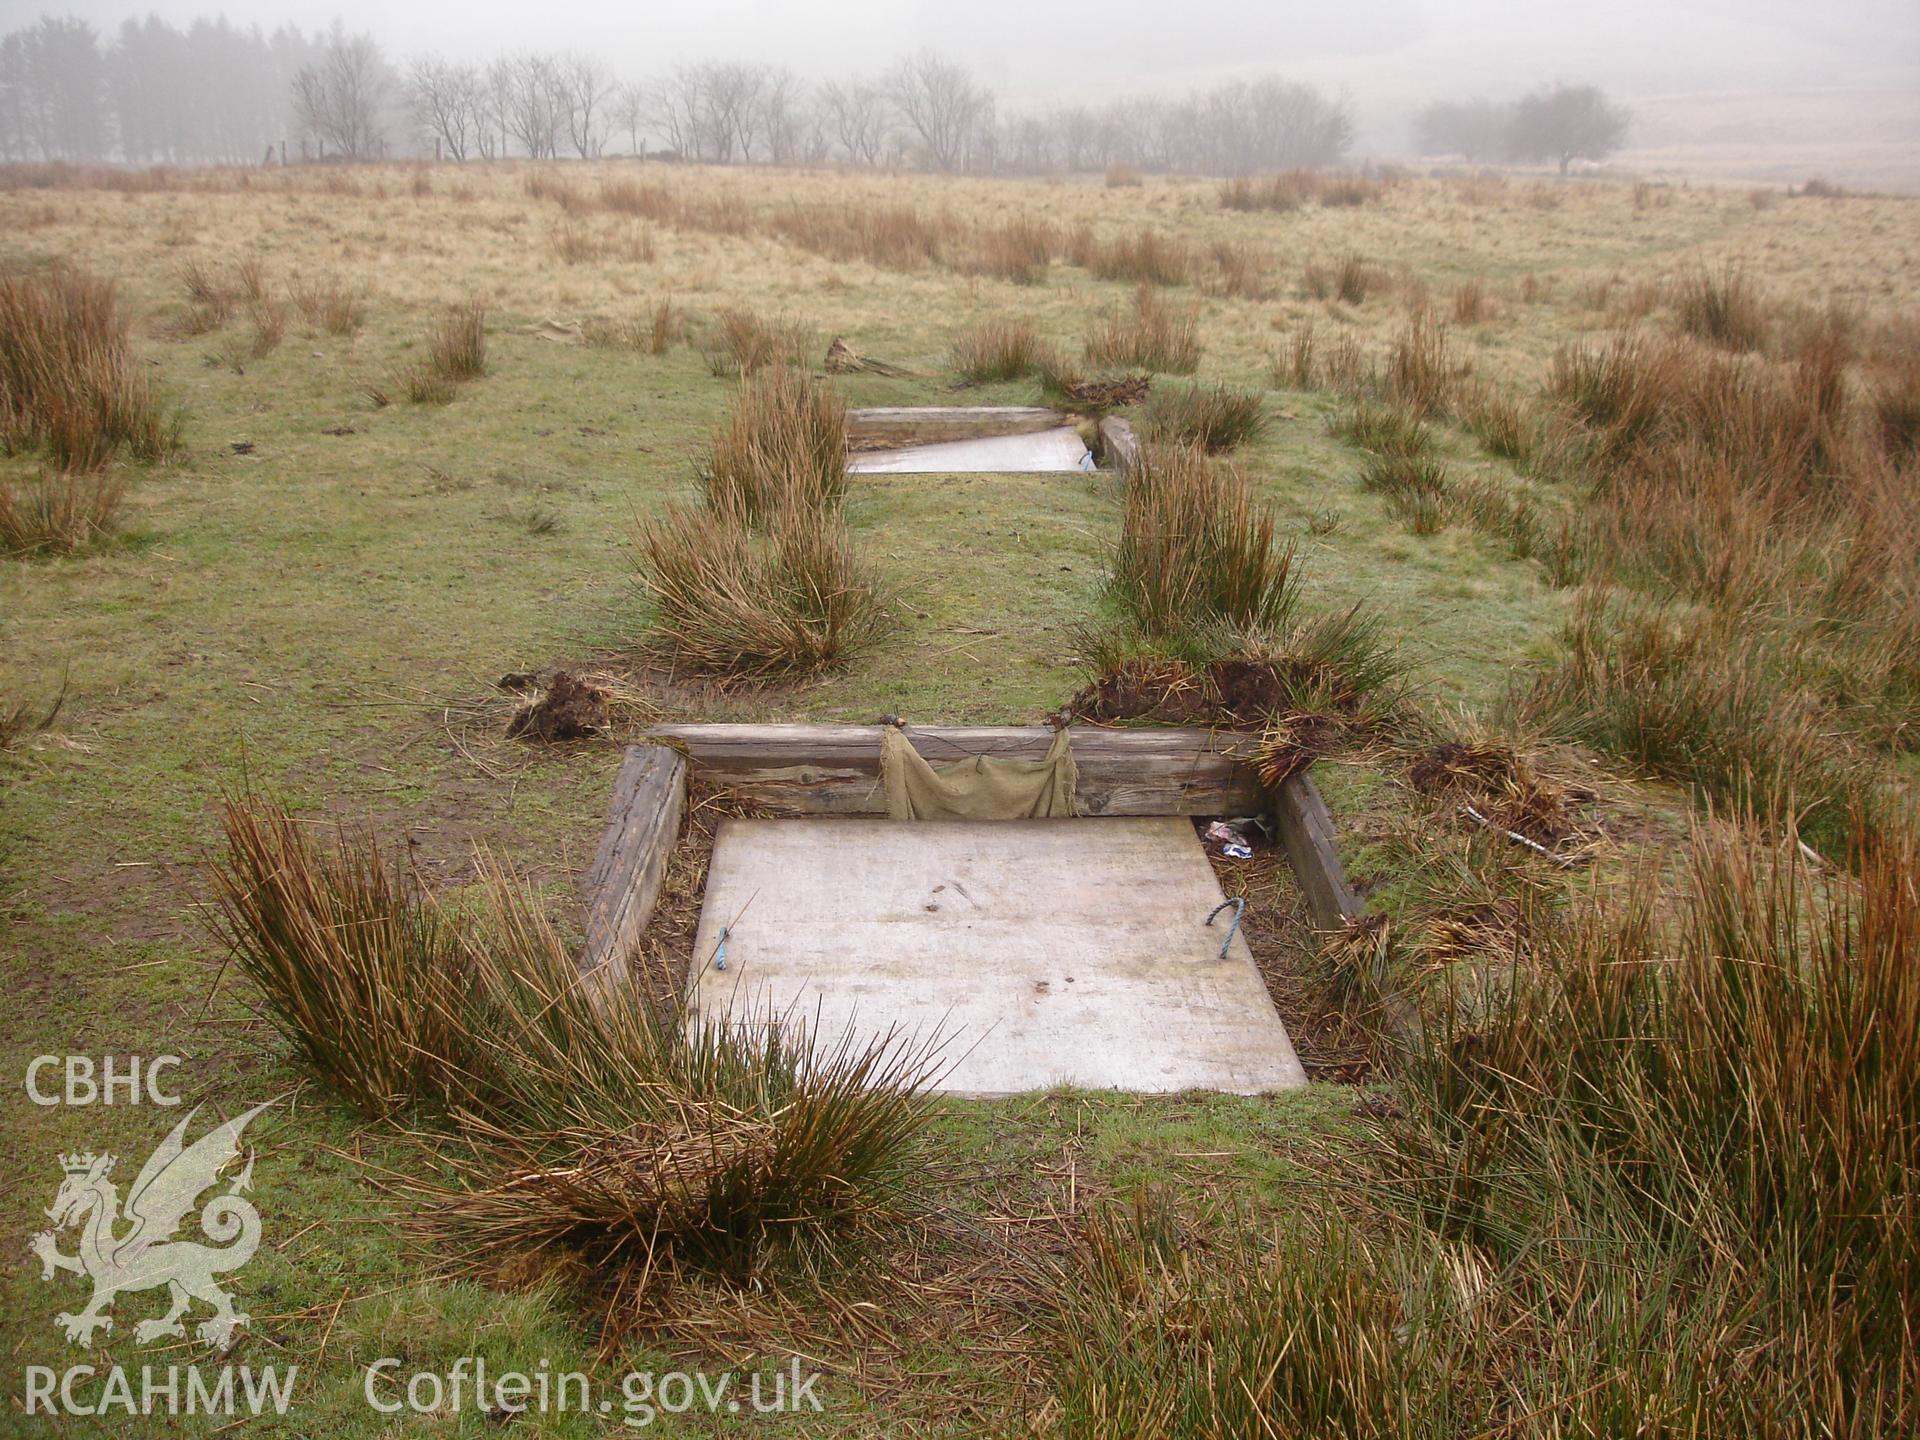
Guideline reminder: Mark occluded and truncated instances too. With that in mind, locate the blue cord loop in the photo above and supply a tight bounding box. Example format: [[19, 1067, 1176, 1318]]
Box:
[[1205, 898, 1244, 959], [713, 927, 729, 971]]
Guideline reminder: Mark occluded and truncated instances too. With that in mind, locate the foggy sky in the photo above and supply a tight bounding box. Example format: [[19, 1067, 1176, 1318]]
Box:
[[4, 0, 1916, 154]]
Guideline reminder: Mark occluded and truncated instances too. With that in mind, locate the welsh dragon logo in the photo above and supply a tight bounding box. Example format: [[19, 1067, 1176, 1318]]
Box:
[[29, 1101, 271, 1351]]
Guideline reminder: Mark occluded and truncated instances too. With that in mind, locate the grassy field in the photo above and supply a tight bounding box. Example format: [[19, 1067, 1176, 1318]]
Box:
[[2, 160, 1915, 1435]]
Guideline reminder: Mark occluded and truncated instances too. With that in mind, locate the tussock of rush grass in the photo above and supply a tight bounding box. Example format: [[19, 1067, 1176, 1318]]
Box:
[[0, 266, 177, 470], [1056, 806, 1920, 1438], [209, 797, 941, 1307], [642, 365, 880, 677]]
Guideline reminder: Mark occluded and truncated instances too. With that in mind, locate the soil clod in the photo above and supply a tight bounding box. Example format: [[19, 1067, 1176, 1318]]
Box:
[[506, 670, 611, 742]]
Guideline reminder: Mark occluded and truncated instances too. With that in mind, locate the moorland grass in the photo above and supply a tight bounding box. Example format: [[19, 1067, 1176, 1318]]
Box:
[[1142, 382, 1267, 452], [702, 363, 847, 519], [1084, 285, 1201, 373], [210, 797, 939, 1303], [644, 365, 877, 676], [637, 497, 882, 676], [6, 157, 1918, 1433], [0, 466, 125, 555], [1111, 441, 1295, 643], [0, 266, 176, 469], [950, 316, 1056, 383], [1059, 808, 1920, 1438]]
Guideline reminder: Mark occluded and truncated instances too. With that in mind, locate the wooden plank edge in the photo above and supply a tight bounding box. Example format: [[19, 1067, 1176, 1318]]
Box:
[[640, 724, 1264, 815], [579, 745, 687, 986]]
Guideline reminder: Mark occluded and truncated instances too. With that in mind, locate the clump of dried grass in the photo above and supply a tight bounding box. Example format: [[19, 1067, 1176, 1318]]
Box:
[[1360, 449, 1450, 535], [1142, 382, 1267, 452], [972, 217, 1057, 285], [1674, 263, 1770, 352], [0, 468, 126, 555], [0, 674, 66, 752], [207, 798, 471, 1116], [290, 277, 365, 335], [1380, 808, 1920, 1433], [705, 308, 814, 378], [770, 202, 955, 271], [588, 299, 679, 355], [402, 366, 456, 405], [642, 366, 877, 677], [0, 267, 178, 470], [1525, 588, 1879, 854], [246, 298, 287, 358], [1086, 228, 1193, 288], [1084, 286, 1201, 374], [1327, 397, 1431, 458], [209, 795, 941, 1308], [523, 169, 589, 214], [1054, 1196, 1417, 1438], [1383, 309, 1458, 417], [702, 364, 847, 520], [1303, 252, 1383, 306], [950, 316, 1057, 384], [428, 297, 488, 382], [1272, 322, 1318, 389], [1218, 170, 1381, 213], [1869, 351, 1920, 460], [1206, 241, 1275, 300], [636, 497, 882, 677], [597, 178, 680, 221], [1111, 441, 1294, 642], [1458, 381, 1536, 464], [1451, 281, 1490, 326]]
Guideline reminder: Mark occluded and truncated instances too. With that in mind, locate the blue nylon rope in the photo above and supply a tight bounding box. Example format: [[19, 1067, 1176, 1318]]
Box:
[[1205, 898, 1245, 959]]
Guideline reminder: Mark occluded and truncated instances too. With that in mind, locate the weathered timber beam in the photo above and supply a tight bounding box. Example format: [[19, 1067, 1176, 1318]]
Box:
[[641, 724, 1265, 816], [1272, 770, 1364, 930], [846, 406, 1074, 451], [580, 745, 686, 980]]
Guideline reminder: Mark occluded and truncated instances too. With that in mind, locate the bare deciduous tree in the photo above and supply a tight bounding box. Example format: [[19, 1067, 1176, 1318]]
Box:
[[702, 62, 768, 162], [884, 50, 988, 173], [558, 54, 613, 159], [407, 55, 480, 161], [819, 79, 889, 168], [611, 81, 644, 156], [760, 67, 812, 166], [498, 52, 563, 160], [292, 26, 388, 161]]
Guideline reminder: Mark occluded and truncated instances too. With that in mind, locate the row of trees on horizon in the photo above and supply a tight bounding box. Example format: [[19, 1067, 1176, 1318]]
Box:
[[0, 13, 1631, 176]]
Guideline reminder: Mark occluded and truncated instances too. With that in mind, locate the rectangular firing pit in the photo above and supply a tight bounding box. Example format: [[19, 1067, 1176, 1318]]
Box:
[[688, 817, 1307, 1095], [846, 426, 1093, 474]]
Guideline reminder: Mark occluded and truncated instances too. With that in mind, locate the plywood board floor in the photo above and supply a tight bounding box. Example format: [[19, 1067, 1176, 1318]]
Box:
[[687, 817, 1307, 1095]]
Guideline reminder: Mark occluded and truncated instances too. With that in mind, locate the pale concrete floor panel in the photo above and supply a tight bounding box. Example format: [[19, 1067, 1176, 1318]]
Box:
[[845, 427, 1093, 474], [688, 817, 1307, 1095]]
